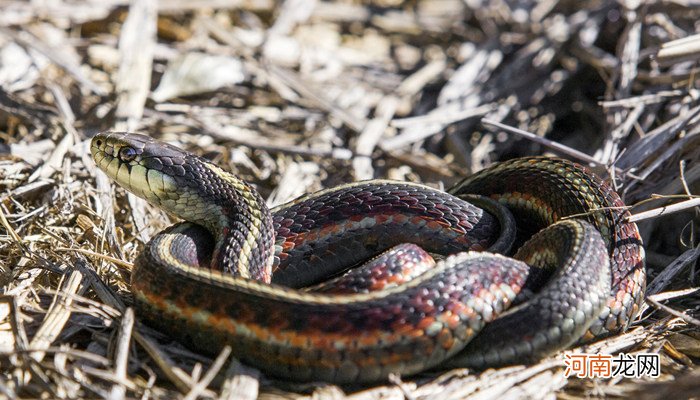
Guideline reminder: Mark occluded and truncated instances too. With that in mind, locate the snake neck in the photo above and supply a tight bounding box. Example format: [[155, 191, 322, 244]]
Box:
[[186, 161, 276, 282], [132, 156, 277, 281]]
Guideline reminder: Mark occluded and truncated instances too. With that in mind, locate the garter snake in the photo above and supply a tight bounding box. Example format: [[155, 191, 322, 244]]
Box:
[[91, 132, 645, 383]]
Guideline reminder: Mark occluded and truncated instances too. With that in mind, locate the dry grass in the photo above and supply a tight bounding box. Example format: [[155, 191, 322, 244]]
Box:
[[0, 0, 699, 398]]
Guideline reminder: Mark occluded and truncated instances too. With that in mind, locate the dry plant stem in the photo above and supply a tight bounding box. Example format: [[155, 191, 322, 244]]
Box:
[[646, 298, 700, 328], [29, 269, 87, 363], [382, 104, 495, 151], [656, 33, 700, 66], [617, 104, 700, 170], [599, 90, 686, 109], [648, 287, 700, 302], [354, 96, 399, 179], [0, 204, 24, 246], [182, 346, 232, 400], [131, 329, 214, 396], [55, 247, 134, 270], [646, 246, 700, 296], [73, 260, 126, 312], [199, 118, 352, 159], [679, 160, 693, 197], [627, 197, 700, 223], [3, 294, 29, 392], [26, 131, 74, 183], [108, 307, 135, 400], [480, 119, 602, 166], [630, 129, 700, 189]]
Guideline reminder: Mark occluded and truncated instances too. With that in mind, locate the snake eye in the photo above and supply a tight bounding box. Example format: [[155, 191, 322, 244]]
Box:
[[119, 146, 137, 162]]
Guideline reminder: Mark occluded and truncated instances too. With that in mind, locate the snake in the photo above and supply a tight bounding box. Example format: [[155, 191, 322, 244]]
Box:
[[90, 131, 645, 384]]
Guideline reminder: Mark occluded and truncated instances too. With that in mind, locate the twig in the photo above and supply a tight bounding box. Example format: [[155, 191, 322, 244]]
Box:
[[354, 96, 399, 179], [108, 307, 135, 400], [617, 104, 700, 170], [646, 247, 700, 296], [1, 346, 111, 365], [183, 346, 232, 400], [381, 104, 494, 151], [0, 204, 26, 252], [646, 288, 700, 303], [199, 119, 353, 159], [656, 33, 700, 66], [627, 197, 700, 223], [55, 248, 134, 270], [29, 269, 87, 362], [599, 90, 685, 109], [647, 297, 700, 328], [480, 119, 603, 166]]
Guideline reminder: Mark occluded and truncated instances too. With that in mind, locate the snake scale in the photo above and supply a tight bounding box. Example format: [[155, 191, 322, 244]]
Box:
[[91, 132, 645, 384]]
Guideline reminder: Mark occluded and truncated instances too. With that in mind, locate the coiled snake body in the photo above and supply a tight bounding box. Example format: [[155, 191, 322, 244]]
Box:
[[91, 132, 645, 384]]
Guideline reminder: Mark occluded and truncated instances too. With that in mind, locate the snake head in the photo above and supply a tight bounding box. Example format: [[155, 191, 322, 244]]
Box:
[[91, 132, 185, 207]]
